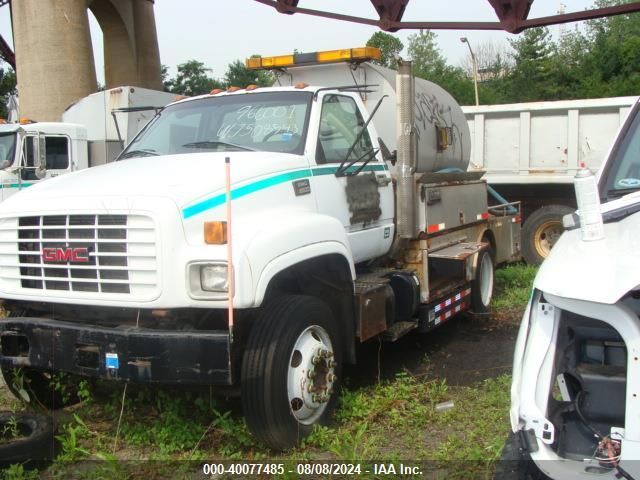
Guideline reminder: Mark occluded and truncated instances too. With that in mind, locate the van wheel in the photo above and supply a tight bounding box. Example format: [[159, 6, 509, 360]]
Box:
[[522, 205, 574, 265], [241, 295, 342, 450], [1, 366, 81, 410], [471, 248, 495, 314]]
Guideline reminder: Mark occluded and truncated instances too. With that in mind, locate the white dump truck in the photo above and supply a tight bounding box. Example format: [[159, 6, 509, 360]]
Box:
[[0, 48, 520, 449], [464, 96, 636, 264], [0, 86, 175, 202], [508, 97, 640, 479]]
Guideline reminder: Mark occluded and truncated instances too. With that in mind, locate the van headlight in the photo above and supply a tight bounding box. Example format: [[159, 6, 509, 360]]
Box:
[[187, 262, 228, 299]]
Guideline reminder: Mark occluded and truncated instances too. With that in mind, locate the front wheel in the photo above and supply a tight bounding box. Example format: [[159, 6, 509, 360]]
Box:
[[241, 295, 342, 450], [471, 248, 495, 314]]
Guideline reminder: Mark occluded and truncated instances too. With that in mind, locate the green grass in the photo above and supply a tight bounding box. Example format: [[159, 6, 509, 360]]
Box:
[[492, 263, 538, 311], [6, 372, 510, 478]]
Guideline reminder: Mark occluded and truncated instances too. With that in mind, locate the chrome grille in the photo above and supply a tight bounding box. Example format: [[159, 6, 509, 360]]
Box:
[[0, 214, 158, 295]]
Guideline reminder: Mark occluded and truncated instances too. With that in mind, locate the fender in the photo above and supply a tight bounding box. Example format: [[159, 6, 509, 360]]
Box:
[[245, 212, 355, 307]]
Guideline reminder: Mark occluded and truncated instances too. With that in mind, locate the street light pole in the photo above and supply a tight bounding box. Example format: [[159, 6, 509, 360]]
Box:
[[460, 37, 479, 106]]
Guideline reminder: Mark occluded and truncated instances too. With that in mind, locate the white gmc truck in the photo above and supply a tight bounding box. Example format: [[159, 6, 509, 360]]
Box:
[[0, 48, 520, 449]]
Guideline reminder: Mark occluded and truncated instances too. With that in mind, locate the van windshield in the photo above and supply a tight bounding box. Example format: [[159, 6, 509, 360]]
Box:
[[600, 103, 640, 201], [119, 91, 312, 159]]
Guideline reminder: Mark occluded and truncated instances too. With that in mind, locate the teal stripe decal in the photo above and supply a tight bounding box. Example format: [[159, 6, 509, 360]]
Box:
[[182, 164, 387, 219], [0, 183, 34, 189]]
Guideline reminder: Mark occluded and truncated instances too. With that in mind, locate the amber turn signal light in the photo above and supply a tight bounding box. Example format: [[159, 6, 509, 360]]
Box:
[[204, 221, 227, 244]]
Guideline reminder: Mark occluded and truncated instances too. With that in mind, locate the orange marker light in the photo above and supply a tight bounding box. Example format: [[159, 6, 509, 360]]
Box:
[[204, 221, 227, 244], [294, 82, 309, 89], [210, 88, 223, 95], [245, 84, 258, 91], [227, 86, 241, 93]]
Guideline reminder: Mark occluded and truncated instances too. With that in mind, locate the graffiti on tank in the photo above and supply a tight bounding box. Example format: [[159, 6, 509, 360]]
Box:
[[414, 92, 464, 159]]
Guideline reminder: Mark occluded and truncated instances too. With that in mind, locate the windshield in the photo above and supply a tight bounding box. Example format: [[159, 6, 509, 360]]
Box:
[[0, 132, 17, 167], [600, 102, 640, 201], [119, 91, 313, 159]]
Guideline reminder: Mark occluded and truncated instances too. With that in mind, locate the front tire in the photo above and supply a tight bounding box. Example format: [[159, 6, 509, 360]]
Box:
[[241, 295, 342, 450]]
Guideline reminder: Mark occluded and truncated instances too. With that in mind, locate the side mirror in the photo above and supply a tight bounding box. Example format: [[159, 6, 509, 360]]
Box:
[[35, 134, 47, 178]]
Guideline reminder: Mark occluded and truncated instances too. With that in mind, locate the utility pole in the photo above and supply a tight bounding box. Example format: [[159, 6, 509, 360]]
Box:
[[460, 37, 479, 106]]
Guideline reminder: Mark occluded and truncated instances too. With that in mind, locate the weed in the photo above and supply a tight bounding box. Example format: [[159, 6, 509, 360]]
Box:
[[1, 464, 39, 480], [55, 413, 91, 462], [1, 414, 19, 443], [492, 263, 537, 311]]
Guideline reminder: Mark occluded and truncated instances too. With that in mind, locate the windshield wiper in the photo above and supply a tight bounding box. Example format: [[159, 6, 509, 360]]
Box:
[[119, 148, 159, 159], [182, 141, 255, 152]]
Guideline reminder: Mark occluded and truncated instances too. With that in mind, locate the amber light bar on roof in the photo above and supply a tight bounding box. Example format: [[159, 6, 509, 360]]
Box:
[[246, 47, 381, 70]]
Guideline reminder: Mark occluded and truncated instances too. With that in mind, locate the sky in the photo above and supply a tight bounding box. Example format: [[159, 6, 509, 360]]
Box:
[[0, 0, 597, 83]]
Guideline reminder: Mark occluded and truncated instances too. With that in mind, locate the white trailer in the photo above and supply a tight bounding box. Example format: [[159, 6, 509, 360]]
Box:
[[0, 86, 175, 202], [463, 96, 636, 263]]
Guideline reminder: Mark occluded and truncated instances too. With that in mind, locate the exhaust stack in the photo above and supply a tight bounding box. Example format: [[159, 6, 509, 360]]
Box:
[[396, 59, 417, 239]]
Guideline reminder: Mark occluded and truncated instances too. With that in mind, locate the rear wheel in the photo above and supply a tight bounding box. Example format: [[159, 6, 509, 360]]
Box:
[[241, 295, 342, 450], [471, 248, 495, 313], [521, 205, 574, 265]]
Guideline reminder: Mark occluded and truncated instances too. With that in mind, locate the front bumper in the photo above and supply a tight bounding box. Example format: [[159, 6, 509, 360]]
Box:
[[0, 317, 232, 385]]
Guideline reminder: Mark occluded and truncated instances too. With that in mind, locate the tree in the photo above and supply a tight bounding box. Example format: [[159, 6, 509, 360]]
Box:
[[407, 30, 447, 78], [506, 27, 555, 101], [224, 59, 273, 88], [0, 65, 16, 119], [165, 60, 222, 96], [366, 31, 403, 68]]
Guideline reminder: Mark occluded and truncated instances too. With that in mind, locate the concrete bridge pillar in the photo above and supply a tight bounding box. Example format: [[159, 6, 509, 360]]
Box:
[[12, 0, 162, 121], [12, 0, 97, 121]]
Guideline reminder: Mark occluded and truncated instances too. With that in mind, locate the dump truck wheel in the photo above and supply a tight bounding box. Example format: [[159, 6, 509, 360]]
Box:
[[241, 295, 342, 450], [471, 248, 495, 314], [522, 205, 574, 265]]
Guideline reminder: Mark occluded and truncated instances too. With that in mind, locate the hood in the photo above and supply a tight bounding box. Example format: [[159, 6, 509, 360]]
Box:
[[535, 209, 640, 304], [0, 151, 308, 214]]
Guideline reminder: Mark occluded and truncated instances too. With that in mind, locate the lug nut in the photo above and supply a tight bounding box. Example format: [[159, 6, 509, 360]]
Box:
[[327, 373, 337, 383], [307, 383, 314, 393], [307, 370, 315, 379]]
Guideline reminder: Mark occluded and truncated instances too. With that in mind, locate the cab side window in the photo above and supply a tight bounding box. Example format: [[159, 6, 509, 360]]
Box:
[[317, 95, 373, 164], [45, 136, 70, 170]]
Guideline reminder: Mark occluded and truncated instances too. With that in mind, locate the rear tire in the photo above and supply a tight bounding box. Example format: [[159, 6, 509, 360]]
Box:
[[521, 205, 574, 265], [471, 248, 495, 314], [241, 295, 342, 450]]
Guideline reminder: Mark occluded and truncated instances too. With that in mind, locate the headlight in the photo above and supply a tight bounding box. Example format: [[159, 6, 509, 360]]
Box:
[[200, 264, 228, 292], [187, 262, 228, 299]]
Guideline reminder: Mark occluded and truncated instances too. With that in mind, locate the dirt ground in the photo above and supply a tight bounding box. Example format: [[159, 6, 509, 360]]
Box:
[[345, 310, 521, 388]]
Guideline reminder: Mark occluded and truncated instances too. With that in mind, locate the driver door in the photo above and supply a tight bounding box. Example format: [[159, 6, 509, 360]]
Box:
[[311, 93, 394, 263]]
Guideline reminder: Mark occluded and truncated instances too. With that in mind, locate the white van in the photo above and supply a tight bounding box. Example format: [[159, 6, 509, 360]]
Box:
[[508, 98, 640, 480]]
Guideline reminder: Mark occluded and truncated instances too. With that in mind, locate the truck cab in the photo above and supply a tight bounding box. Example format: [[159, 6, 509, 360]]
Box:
[[0, 122, 87, 202], [510, 98, 640, 479]]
